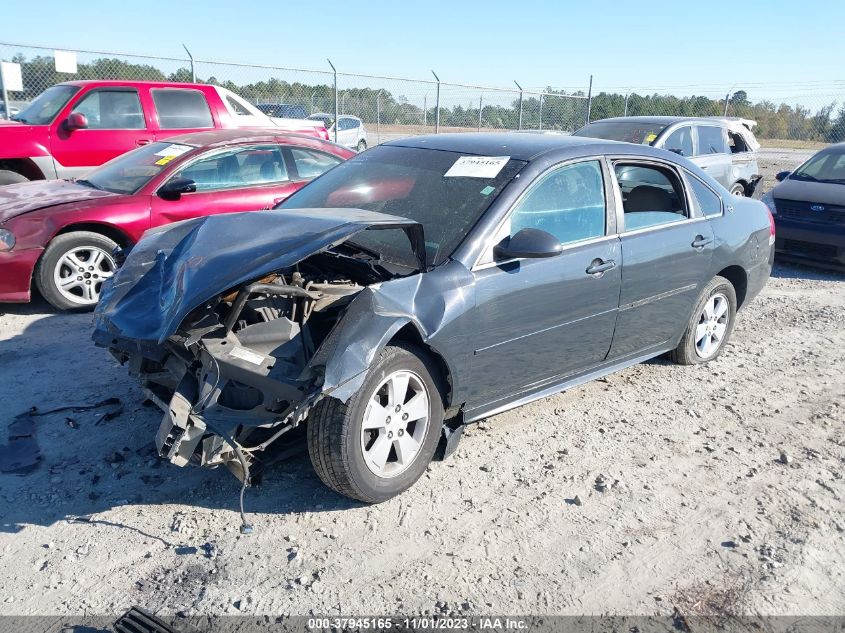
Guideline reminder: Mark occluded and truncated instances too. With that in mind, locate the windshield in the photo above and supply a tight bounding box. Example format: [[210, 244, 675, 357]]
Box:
[[790, 150, 845, 184], [279, 145, 526, 267], [83, 141, 195, 194], [573, 120, 668, 145], [12, 84, 80, 125]]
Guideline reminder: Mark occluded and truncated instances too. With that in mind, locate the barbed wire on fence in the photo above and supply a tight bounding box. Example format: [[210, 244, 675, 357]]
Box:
[[2, 41, 845, 154]]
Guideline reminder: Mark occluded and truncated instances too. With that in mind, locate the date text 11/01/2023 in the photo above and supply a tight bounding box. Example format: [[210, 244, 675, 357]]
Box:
[[306, 617, 529, 630]]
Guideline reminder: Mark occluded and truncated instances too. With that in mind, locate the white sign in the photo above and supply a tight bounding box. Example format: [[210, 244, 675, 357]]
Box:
[[444, 155, 510, 179], [0, 62, 23, 93], [54, 50, 78, 74]]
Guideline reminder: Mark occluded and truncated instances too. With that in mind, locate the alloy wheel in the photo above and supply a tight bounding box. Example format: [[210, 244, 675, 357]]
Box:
[[360, 370, 430, 478], [695, 292, 729, 359], [53, 245, 116, 305]]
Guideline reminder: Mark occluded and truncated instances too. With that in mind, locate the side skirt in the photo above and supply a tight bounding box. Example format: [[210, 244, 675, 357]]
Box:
[[462, 345, 673, 424]]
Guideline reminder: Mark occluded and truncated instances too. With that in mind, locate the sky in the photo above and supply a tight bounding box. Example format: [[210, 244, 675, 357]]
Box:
[[3, 0, 845, 102]]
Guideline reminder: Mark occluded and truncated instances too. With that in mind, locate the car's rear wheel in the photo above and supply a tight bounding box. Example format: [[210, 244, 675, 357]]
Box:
[[670, 275, 737, 365], [307, 344, 444, 503], [730, 182, 746, 196], [0, 170, 28, 186], [356, 140, 367, 152], [36, 231, 118, 311]]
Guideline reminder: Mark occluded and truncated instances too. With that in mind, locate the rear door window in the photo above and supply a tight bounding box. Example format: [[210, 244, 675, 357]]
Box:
[[687, 175, 722, 217], [152, 89, 214, 129], [614, 163, 688, 230], [695, 125, 728, 155]]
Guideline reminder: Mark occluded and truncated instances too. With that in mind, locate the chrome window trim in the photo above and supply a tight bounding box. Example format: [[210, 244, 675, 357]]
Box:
[[470, 155, 612, 272]]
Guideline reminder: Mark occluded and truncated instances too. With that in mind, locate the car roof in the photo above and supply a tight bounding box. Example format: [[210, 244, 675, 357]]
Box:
[[155, 128, 329, 149], [384, 132, 656, 162], [585, 116, 728, 126], [60, 80, 217, 90]]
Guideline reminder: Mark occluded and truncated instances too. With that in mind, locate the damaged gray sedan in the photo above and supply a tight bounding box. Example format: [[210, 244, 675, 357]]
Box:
[[94, 133, 774, 504]]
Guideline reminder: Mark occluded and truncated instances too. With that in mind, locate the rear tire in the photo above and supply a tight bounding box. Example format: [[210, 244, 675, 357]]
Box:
[[730, 182, 746, 196], [356, 140, 367, 152], [307, 343, 444, 503], [0, 169, 28, 186], [36, 231, 118, 311], [670, 275, 737, 365]]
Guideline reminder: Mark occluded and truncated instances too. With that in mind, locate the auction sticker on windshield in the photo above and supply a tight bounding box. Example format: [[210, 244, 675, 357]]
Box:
[[155, 144, 192, 158], [445, 155, 510, 178]]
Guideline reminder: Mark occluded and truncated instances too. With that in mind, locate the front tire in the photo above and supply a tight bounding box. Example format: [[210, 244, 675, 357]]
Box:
[[307, 344, 444, 503], [36, 231, 118, 311], [670, 275, 737, 365], [730, 182, 746, 197], [0, 169, 28, 186], [356, 139, 367, 152]]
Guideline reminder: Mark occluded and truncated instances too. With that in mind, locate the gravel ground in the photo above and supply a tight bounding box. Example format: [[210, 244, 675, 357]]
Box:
[[0, 258, 843, 621]]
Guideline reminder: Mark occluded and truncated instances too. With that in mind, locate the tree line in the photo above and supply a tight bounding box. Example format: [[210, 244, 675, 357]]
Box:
[[8, 54, 845, 142]]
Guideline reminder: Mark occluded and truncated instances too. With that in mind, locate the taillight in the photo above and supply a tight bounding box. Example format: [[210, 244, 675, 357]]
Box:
[[767, 208, 776, 245], [321, 127, 329, 140]]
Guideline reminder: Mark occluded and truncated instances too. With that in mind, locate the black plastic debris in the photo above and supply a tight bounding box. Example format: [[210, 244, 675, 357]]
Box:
[[0, 398, 123, 475]]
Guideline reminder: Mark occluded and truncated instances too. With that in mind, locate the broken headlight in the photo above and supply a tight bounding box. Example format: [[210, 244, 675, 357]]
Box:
[[0, 228, 15, 252]]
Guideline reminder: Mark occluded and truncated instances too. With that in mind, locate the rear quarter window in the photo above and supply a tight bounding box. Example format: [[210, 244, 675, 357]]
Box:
[[152, 89, 214, 129]]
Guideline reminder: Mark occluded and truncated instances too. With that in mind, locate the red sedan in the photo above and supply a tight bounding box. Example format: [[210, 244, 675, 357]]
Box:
[[0, 129, 354, 310]]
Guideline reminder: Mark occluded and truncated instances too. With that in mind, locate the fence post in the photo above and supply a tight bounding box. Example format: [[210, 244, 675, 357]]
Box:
[[585, 74, 593, 125], [431, 70, 441, 134], [310, 91, 316, 114], [182, 44, 195, 83], [514, 80, 524, 131], [723, 91, 731, 116], [623, 92, 630, 117], [327, 58, 338, 143], [0, 72, 8, 121], [423, 94, 427, 128], [478, 95, 483, 131], [376, 90, 382, 144], [538, 94, 544, 130]]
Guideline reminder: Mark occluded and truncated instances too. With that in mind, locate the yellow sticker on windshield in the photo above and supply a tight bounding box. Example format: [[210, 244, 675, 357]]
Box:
[[645, 133, 657, 143], [155, 156, 176, 166]]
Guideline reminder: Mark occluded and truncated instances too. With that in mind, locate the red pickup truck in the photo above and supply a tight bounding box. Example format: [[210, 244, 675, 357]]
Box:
[[0, 80, 328, 185]]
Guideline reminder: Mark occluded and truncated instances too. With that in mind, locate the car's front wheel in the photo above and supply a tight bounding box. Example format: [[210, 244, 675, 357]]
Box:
[[730, 182, 746, 196], [307, 344, 444, 503], [356, 140, 367, 153], [670, 275, 737, 365], [36, 231, 118, 311]]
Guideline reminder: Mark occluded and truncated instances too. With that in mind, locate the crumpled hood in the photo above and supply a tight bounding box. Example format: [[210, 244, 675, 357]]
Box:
[[93, 208, 424, 343], [0, 179, 117, 224]]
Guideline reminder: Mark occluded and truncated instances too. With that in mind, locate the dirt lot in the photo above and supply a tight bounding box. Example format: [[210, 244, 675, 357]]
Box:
[[1, 256, 843, 621]]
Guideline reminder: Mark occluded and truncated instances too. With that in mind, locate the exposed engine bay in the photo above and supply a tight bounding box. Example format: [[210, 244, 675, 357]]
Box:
[[105, 250, 391, 483]]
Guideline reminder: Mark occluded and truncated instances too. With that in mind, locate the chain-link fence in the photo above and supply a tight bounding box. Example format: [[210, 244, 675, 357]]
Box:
[[2, 41, 845, 178]]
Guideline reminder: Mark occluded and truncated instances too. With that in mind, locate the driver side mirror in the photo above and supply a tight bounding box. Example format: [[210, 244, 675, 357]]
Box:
[[65, 112, 88, 131], [158, 177, 197, 200], [493, 228, 562, 260], [775, 170, 791, 182]]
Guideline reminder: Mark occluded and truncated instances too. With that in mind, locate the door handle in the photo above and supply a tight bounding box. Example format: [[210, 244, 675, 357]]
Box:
[[691, 235, 713, 249], [136, 139, 152, 146], [586, 259, 616, 276]]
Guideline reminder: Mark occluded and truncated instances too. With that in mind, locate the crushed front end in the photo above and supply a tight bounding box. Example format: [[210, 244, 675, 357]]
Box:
[[92, 208, 426, 483]]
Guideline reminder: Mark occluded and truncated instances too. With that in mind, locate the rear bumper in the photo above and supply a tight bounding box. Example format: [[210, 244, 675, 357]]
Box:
[[774, 219, 845, 264], [0, 247, 43, 302]]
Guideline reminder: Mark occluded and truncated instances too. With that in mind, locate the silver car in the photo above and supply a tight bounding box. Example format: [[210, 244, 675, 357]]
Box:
[[574, 116, 762, 197]]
